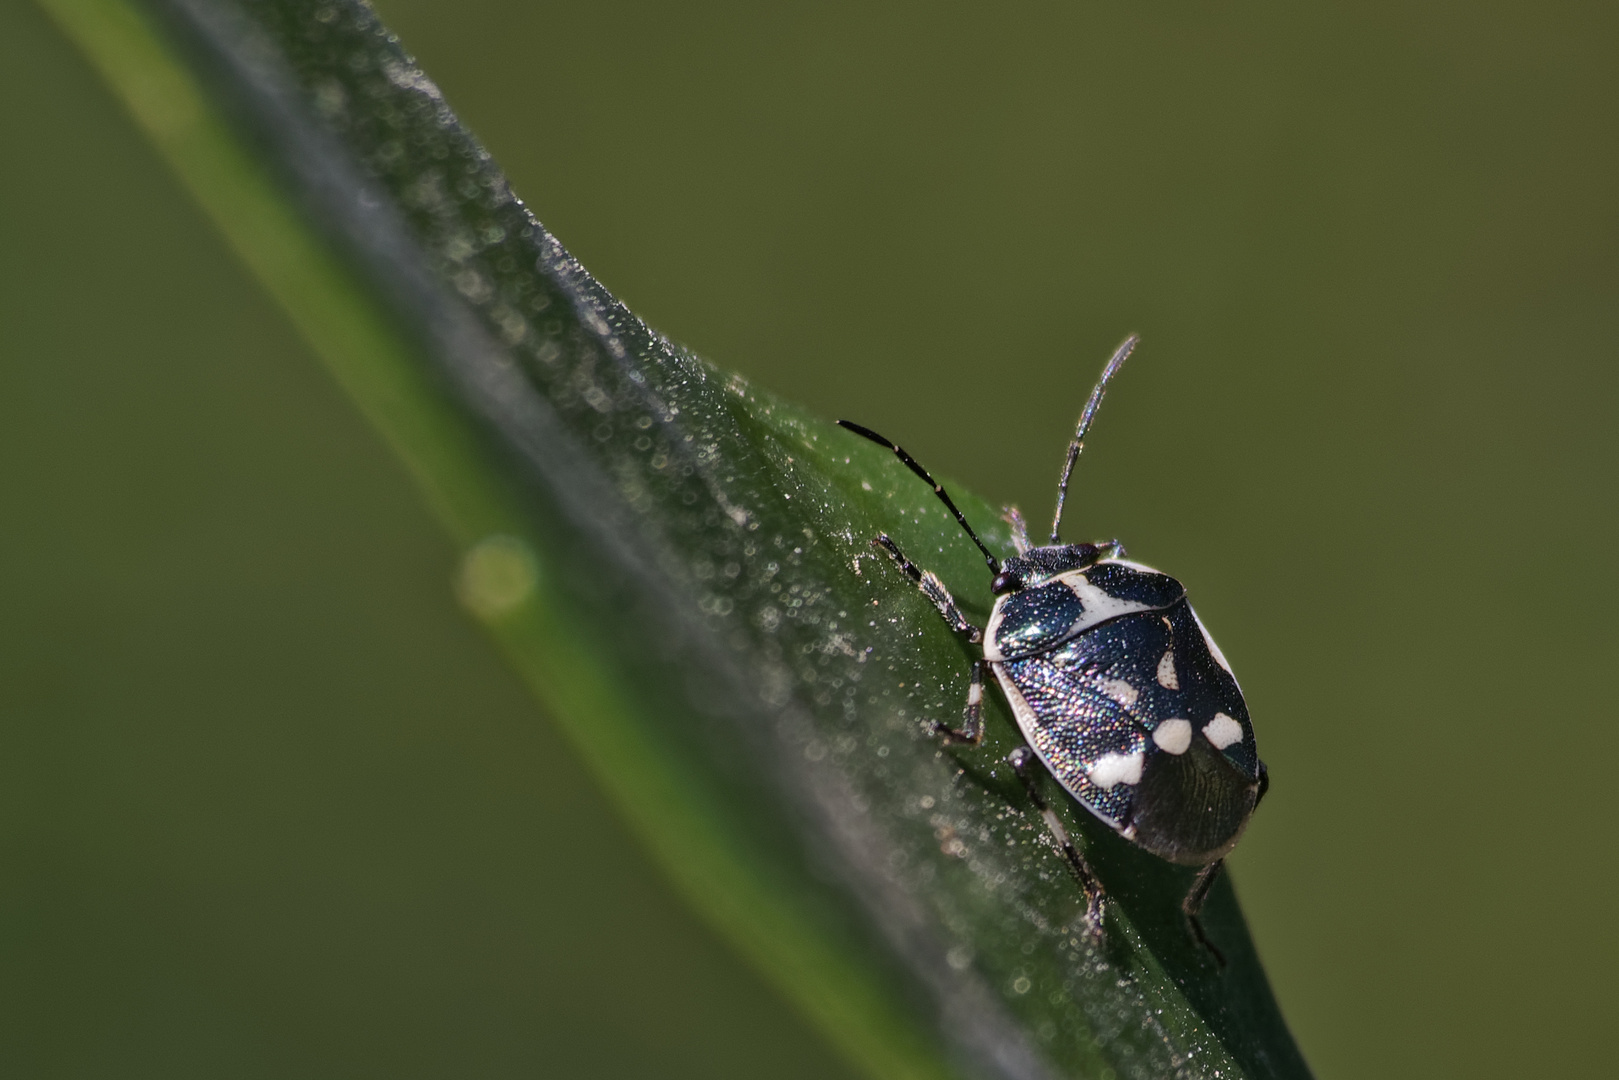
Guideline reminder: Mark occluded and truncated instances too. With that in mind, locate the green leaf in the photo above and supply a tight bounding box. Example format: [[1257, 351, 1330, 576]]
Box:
[[39, 0, 1312, 1076]]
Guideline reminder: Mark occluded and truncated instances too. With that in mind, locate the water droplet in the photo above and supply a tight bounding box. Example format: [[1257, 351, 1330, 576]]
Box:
[[457, 535, 539, 619]]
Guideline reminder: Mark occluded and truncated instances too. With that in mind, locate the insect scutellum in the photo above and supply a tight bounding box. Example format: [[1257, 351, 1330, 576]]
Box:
[[838, 335, 1267, 964]]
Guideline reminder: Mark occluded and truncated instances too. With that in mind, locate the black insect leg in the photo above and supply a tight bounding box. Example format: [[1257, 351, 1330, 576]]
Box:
[[870, 534, 990, 744], [932, 659, 987, 745], [871, 535, 983, 644], [1183, 859, 1227, 966], [1009, 746, 1106, 934]]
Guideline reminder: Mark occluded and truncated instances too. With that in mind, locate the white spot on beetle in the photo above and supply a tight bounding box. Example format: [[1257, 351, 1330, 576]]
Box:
[[1157, 650, 1179, 689], [1089, 750, 1144, 789], [1152, 718, 1193, 755], [967, 680, 983, 707], [1203, 712, 1244, 750], [1099, 678, 1138, 708]]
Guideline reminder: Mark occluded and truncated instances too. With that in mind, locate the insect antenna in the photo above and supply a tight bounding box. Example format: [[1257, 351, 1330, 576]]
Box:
[[1049, 334, 1138, 544], [837, 420, 1001, 574]]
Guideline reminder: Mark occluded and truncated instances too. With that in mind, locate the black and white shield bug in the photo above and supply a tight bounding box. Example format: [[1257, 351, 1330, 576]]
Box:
[[838, 336, 1267, 960]]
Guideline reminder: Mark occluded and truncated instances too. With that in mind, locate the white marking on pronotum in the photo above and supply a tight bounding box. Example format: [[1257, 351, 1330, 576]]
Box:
[[982, 607, 1007, 661], [1157, 649, 1179, 689], [1203, 712, 1244, 750], [984, 570, 1160, 662], [1089, 750, 1144, 789], [1099, 678, 1139, 708], [1060, 571, 1156, 629], [1152, 718, 1193, 755]]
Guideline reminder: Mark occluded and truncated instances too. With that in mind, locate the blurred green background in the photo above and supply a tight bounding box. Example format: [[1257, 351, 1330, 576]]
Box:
[[4, 0, 1616, 1076]]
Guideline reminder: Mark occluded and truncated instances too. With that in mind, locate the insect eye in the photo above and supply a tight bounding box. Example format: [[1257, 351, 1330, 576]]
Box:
[[991, 571, 1020, 595]]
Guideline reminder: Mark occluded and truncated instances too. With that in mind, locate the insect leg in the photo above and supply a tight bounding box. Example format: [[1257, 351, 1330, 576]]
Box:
[[1183, 859, 1227, 966], [932, 659, 987, 745], [872, 534, 982, 643], [1009, 746, 1106, 934], [1001, 506, 1031, 555], [871, 534, 993, 748], [1094, 538, 1126, 561]]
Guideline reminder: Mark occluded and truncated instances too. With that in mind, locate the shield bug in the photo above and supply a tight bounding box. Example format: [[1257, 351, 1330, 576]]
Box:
[[839, 336, 1267, 960]]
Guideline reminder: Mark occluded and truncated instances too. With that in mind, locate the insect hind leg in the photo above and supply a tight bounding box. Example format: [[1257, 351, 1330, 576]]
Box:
[[1183, 859, 1227, 966], [1009, 746, 1106, 934]]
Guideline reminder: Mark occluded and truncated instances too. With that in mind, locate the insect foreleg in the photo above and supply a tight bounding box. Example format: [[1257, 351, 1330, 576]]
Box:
[[1096, 538, 1126, 560], [1009, 746, 1106, 934], [1000, 506, 1031, 554], [870, 534, 991, 746], [1183, 859, 1227, 966], [871, 534, 982, 643]]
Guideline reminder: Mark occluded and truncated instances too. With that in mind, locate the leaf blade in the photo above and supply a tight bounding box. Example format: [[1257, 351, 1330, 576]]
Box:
[[38, 0, 1312, 1076]]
